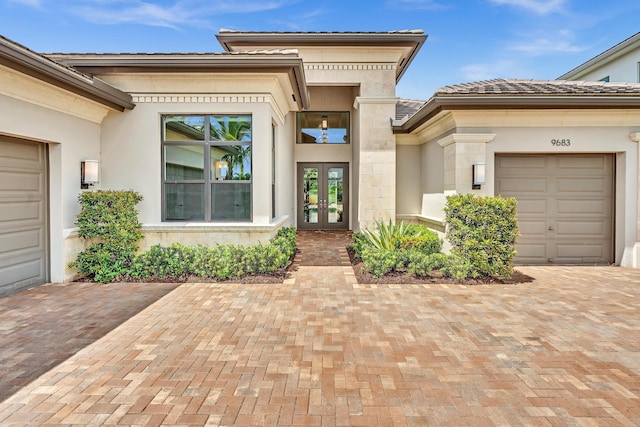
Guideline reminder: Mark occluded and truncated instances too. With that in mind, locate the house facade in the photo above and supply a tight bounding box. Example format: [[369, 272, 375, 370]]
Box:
[[2, 30, 640, 295]]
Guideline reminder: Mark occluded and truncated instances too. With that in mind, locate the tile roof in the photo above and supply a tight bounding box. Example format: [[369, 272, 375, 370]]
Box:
[[218, 29, 424, 35], [396, 98, 426, 120], [435, 78, 640, 96]]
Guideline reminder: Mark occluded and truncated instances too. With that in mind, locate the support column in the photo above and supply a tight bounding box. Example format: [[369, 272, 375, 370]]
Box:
[[437, 133, 496, 195], [354, 96, 398, 229], [626, 133, 640, 267]]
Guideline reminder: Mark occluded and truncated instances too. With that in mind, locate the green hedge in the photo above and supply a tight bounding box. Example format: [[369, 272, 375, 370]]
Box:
[[127, 226, 297, 281], [444, 194, 518, 279], [69, 190, 143, 283]]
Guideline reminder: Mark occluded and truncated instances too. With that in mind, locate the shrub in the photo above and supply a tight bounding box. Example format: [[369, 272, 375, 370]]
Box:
[[396, 229, 441, 255], [440, 255, 476, 280], [70, 190, 143, 283], [129, 244, 195, 280], [128, 226, 297, 281], [360, 219, 413, 251], [361, 248, 397, 278], [444, 194, 518, 279], [408, 252, 449, 277]]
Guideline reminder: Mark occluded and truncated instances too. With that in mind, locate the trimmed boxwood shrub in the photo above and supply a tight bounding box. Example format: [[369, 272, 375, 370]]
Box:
[[127, 226, 297, 281], [444, 194, 518, 279], [69, 190, 143, 283]]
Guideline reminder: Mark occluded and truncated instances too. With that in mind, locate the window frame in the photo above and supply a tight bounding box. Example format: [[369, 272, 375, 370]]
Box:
[[161, 114, 252, 222], [296, 111, 350, 144]]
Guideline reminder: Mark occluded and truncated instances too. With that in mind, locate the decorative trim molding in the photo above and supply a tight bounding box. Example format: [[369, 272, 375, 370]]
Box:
[[131, 94, 273, 104], [438, 133, 496, 147], [353, 96, 399, 109], [629, 132, 640, 142], [304, 63, 396, 72]]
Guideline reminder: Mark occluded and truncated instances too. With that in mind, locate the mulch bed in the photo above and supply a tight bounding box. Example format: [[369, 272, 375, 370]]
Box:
[[347, 248, 534, 285]]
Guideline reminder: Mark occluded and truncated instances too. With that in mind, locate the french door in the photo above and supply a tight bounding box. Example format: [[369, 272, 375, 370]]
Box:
[[297, 163, 349, 230]]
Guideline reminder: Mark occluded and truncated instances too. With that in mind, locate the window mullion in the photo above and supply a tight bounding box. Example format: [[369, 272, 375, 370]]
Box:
[[204, 115, 212, 222]]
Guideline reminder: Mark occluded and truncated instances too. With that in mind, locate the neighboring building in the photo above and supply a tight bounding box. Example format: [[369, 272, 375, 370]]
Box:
[[559, 31, 640, 83], [2, 30, 640, 295]]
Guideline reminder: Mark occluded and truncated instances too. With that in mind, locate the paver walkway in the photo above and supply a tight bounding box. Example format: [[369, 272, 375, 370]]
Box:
[[0, 232, 639, 425], [0, 282, 180, 403]]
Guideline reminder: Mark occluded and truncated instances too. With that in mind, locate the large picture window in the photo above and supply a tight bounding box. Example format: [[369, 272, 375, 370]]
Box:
[[162, 114, 251, 221], [296, 112, 349, 144]]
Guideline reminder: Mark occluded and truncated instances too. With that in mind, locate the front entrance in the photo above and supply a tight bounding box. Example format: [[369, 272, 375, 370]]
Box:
[[297, 163, 349, 230]]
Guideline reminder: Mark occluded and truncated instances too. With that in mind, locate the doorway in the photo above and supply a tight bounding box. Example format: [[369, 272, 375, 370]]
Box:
[[297, 163, 349, 230]]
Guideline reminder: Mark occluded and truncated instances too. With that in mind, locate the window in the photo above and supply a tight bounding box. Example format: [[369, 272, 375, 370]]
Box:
[[296, 112, 349, 144], [599, 75, 610, 82], [162, 114, 251, 221]]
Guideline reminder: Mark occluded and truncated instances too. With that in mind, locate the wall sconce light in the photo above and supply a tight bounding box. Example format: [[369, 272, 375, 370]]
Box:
[[214, 160, 228, 180], [472, 163, 486, 190], [81, 160, 99, 189]]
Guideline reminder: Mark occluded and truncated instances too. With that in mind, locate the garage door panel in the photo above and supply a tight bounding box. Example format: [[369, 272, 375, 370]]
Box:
[[557, 177, 609, 194], [0, 138, 44, 166], [0, 229, 43, 255], [498, 178, 547, 193], [512, 243, 546, 263], [517, 220, 547, 236], [0, 200, 44, 223], [0, 170, 44, 192], [556, 155, 607, 169], [556, 220, 610, 237], [497, 155, 547, 170], [496, 153, 613, 265], [557, 199, 610, 216], [0, 258, 46, 293], [515, 199, 547, 215], [555, 244, 608, 261]]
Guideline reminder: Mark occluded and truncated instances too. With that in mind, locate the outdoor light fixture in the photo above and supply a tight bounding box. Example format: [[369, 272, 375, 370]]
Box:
[[472, 162, 486, 190], [80, 160, 99, 189], [321, 114, 328, 143]]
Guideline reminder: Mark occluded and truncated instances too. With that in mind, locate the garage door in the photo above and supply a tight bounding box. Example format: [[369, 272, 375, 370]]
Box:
[[495, 154, 613, 265], [0, 136, 48, 296]]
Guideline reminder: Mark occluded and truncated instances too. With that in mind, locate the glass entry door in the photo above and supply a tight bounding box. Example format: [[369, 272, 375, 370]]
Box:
[[297, 163, 349, 230]]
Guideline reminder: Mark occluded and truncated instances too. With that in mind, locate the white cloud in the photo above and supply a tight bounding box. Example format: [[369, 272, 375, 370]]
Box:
[[508, 30, 586, 56], [68, 0, 297, 29], [488, 0, 566, 14]]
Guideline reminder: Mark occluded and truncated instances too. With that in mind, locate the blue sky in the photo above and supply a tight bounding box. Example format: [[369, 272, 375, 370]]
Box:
[[2, 0, 640, 99]]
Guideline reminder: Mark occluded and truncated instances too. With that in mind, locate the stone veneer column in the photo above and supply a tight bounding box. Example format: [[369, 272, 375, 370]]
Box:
[[437, 133, 496, 195], [354, 96, 398, 229]]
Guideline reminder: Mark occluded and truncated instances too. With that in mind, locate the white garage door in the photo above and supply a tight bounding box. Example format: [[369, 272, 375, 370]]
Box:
[[0, 136, 48, 296], [495, 154, 614, 265]]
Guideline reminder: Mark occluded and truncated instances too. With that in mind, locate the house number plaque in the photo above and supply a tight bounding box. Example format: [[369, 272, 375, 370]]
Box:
[[551, 138, 571, 146]]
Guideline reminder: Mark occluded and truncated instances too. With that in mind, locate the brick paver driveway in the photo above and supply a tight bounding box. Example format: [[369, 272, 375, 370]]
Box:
[[0, 241, 639, 425]]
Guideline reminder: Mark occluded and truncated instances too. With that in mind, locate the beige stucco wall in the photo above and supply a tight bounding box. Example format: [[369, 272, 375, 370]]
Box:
[[395, 144, 421, 214], [0, 65, 112, 283]]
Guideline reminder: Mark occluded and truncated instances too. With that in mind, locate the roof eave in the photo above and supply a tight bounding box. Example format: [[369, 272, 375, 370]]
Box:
[[215, 31, 427, 83], [0, 39, 134, 111], [53, 55, 310, 110], [394, 95, 640, 134]]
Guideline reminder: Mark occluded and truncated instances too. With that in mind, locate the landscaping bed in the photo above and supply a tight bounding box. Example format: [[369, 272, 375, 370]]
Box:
[[348, 247, 532, 285]]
